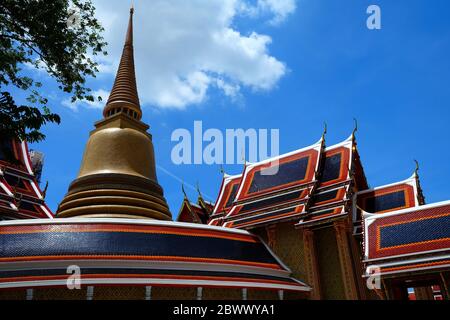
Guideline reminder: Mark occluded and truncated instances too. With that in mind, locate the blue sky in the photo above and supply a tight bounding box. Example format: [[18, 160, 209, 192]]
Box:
[[21, 0, 450, 217]]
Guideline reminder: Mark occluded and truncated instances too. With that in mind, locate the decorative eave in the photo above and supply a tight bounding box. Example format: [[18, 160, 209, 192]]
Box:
[[412, 160, 426, 205], [176, 198, 198, 224], [346, 120, 369, 192], [294, 131, 358, 227], [354, 167, 423, 217], [0, 140, 53, 219], [0, 218, 311, 293], [356, 172, 422, 198], [210, 173, 242, 216], [232, 135, 324, 204], [362, 200, 450, 262]]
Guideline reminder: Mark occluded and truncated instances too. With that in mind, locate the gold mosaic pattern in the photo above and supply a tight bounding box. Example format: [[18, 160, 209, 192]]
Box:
[[315, 227, 345, 299], [34, 287, 88, 300], [266, 222, 308, 282], [151, 286, 197, 300], [202, 288, 242, 300], [93, 286, 146, 300], [248, 289, 278, 300]]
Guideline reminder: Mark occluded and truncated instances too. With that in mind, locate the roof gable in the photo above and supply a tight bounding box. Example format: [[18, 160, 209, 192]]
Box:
[[0, 139, 53, 220], [356, 174, 421, 215]]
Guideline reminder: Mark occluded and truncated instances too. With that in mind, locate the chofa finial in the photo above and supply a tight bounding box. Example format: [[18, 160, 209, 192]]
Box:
[[196, 181, 203, 198], [414, 159, 420, 176], [352, 118, 358, 137], [241, 148, 247, 167], [322, 122, 328, 140], [181, 183, 188, 199], [42, 181, 49, 198]]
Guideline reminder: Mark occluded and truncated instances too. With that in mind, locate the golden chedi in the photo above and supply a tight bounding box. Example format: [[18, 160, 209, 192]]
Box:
[[57, 8, 171, 220]]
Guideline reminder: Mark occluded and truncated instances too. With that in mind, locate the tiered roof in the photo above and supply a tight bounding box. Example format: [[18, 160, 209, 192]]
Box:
[[217, 137, 324, 229], [0, 218, 311, 293], [208, 128, 368, 230], [352, 168, 424, 235], [358, 162, 450, 279], [363, 200, 450, 278], [355, 171, 424, 214], [0, 139, 53, 219], [297, 135, 356, 227], [209, 174, 242, 226], [177, 191, 214, 224], [206, 124, 450, 280]]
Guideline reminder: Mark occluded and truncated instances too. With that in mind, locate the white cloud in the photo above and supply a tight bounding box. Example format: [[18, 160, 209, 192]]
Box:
[[239, 0, 297, 25], [215, 78, 241, 99], [91, 0, 295, 110], [62, 89, 110, 111]]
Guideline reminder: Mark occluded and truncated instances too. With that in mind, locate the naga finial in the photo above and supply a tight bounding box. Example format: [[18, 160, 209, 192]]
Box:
[[322, 122, 328, 140], [42, 181, 49, 198], [181, 183, 188, 200], [414, 159, 420, 177], [352, 118, 358, 137], [196, 181, 203, 198], [241, 148, 247, 167]]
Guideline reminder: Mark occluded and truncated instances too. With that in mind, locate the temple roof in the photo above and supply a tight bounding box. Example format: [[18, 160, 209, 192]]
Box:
[[234, 137, 323, 202], [317, 136, 353, 188], [177, 183, 214, 224], [212, 137, 324, 229], [363, 200, 450, 278], [208, 174, 242, 226], [355, 170, 423, 215], [177, 196, 213, 224], [0, 218, 311, 292], [297, 135, 355, 227], [208, 132, 372, 229], [0, 139, 53, 220]]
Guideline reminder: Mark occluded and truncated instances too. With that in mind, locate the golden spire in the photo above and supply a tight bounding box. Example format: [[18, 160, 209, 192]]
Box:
[[57, 7, 172, 221], [103, 6, 142, 120]]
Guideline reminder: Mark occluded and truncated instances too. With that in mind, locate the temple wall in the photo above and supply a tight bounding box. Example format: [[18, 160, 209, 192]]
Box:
[[151, 287, 197, 300], [252, 227, 268, 243], [274, 223, 308, 283], [94, 286, 146, 300], [352, 236, 380, 300], [248, 289, 279, 300], [442, 272, 450, 299], [253, 222, 308, 287], [0, 289, 27, 300], [202, 288, 242, 300], [34, 287, 89, 300], [314, 227, 346, 299], [0, 286, 290, 300], [253, 221, 372, 300]]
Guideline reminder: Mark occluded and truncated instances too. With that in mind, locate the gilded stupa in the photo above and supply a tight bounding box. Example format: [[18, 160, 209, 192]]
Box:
[[57, 8, 171, 220]]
